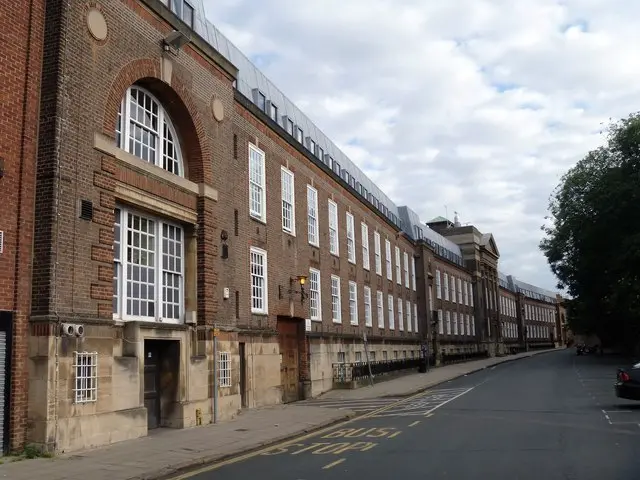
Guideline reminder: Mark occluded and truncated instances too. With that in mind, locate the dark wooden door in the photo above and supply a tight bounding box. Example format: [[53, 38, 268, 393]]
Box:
[[144, 341, 161, 430], [239, 342, 247, 408], [277, 320, 299, 403]]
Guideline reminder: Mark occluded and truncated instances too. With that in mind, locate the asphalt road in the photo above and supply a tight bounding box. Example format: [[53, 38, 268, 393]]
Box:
[[176, 350, 640, 480]]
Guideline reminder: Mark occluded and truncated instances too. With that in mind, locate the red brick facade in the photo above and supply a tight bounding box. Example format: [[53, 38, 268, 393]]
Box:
[[0, 0, 45, 451]]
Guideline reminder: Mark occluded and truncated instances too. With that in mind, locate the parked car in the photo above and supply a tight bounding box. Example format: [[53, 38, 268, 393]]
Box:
[[615, 362, 640, 401]]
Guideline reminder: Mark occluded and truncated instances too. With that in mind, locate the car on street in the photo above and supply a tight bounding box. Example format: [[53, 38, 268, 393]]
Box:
[[615, 362, 640, 401]]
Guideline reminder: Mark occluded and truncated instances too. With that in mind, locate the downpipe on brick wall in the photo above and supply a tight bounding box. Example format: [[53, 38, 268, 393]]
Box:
[[212, 324, 218, 424]]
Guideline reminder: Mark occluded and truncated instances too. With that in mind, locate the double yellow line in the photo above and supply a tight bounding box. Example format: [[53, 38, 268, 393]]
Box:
[[171, 387, 437, 479]]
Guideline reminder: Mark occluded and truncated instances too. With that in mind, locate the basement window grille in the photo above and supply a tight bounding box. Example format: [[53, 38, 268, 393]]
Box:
[[74, 351, 98, 404], [219, 352, 231, 388]]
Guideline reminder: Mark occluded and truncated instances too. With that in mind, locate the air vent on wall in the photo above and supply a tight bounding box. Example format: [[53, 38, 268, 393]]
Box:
[[79, 199, 94, 221], [0, 230, 4, 254]]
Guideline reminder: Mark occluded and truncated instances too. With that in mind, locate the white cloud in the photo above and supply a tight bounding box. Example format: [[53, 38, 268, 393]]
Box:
[[202, 0, 637, 291]]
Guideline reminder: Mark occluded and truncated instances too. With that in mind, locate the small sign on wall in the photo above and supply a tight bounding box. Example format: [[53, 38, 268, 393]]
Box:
[[305, 319, 312, 332]]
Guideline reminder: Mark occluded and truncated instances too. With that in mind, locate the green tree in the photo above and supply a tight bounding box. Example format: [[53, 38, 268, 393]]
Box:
[[541, 113, 640, 351]]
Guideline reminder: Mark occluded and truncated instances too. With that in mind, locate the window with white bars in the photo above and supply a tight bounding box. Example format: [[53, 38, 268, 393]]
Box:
[[364, 286, 372, 327], [453, 312, 458, 335], [249, 144, 266, 222], [450, 276, 456, 304], [411, 257, 416, 291], [403, 252, 410, 288], [377, 291, 384, 328], [346, 213, 356, 263], [250, 247, 268, 314], [438, 310, 444, 334], [74, 351, 98, 404], [469, 283, 474, 307], [281, 167, 295, 234], [116, 86, 183, 177], [395, 247, 401, 284], [443, 273, 449, 301], [413, 303, 418, 332], [309, 268, 321, 321], [406, 300, 411, 332], [457, 278, 463, 303], [331, 275, 341, 323], [374, 232, 382, 275], [349, 281, 358, 325], [307, 186, 319, 246], [445, 311, 451, 335], [219, 352, 231, 388], [328, 200, 339, 256], [113, 207, 184, 322], [388, 294, 395, 330], [361, 223, 370, 270], [397, 298, 403, 331], [436, 270, 442, 299], [385, 239, 392, 280]]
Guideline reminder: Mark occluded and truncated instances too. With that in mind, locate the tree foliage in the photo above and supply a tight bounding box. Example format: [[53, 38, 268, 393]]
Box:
[[540, 113, 640, 350]]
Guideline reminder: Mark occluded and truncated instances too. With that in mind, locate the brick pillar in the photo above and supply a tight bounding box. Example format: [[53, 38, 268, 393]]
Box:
[[197, 196, 218, 326]]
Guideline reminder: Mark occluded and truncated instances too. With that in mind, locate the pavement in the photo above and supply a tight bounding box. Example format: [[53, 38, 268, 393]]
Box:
[[177, 349, 640, 480], [0, 347, 557, 480]]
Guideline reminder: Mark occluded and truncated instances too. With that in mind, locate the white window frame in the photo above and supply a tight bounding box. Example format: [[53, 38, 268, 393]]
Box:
[[450, 276, 456, 304], [413, 303, 418, 332], [445, 311, 451, 335], [281, 166, 295, 235], [249, 143, 266, 222], [361, 222, 370, 270], [388, 295, 395, 330], [411, 257, 416, 291], [438, 310, 444, 334], [385, 239, 392, 280], [457, 278, 463, 303], [453, 311, 458, 335], [116, 86, 184, 177], [469, 282, 474, 307], [346, 212, 356, 264], [395, 246, 401, 284], [403, 252, 410, 288], [250, 247, 268, 314], [464, 280, 469, 306], [73, 351, 98, 404], [364, 286, 372, 327], [397, 298, 404, 331], [307, 185, 319, 246], [472, 316, 476, 336], [436, 270, 442, 299], [309, 268, 321, 321], [219, 352, 231, 388], [113, 206, 185, 323], [331, 275, 342, 323], [328, 200, 339, 256], [443, 273, 449, 301], [374, 232, 382, 275], [349, 281, 358, 325], [377, 291, 384, 328], [406, 299, 411, 332]]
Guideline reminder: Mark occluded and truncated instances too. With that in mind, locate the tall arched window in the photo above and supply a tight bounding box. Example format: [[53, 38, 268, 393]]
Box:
[[115, 86, 184, 177]]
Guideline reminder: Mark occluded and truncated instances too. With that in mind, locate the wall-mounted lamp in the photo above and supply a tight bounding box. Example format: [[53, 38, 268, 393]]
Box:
[[279, 275, 308, 303], [162, 30, 191, 54]]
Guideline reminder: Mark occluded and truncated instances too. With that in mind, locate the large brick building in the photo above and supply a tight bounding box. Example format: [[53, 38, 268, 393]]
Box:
[[0, 0, 45, 452], [0, 0, 564, 454]]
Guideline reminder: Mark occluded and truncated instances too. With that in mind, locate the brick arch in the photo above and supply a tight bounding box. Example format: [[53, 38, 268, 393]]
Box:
[[103, 58, 212, 185]]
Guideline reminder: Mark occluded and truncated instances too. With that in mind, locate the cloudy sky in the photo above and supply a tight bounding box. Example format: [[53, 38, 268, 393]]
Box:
[[202, 0, 639, 291]]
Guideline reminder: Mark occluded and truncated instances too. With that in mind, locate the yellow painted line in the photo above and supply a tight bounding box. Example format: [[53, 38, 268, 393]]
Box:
[[171, 386, 463, 479], [323, 458, 346, 470], [409, 421, 420, 427]]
